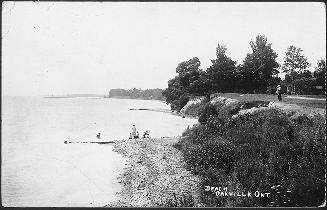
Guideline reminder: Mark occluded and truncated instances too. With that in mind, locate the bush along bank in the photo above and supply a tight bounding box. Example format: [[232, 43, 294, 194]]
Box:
[[174, 100, 326, 207]]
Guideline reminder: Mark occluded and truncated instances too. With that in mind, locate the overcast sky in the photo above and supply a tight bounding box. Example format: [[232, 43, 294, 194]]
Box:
[[2, 2, 326, 96]]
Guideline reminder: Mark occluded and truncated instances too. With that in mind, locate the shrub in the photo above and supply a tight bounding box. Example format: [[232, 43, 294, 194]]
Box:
[[198, 103, 218, 124], [176, 106, 326, 207], [266, 86, 276, 94], [241, 101, 270, 109], [287, 114, 326, 206], [183, 100, 206, 117], [219, 102, 242, 117], [293, 78, 316, 95]]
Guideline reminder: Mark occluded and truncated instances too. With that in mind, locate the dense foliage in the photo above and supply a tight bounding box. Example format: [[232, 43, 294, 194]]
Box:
[[162, 76, 189, 111], [182, 99, 207, 117], [313, 59, 326, 94], [206, 44, 238, 93], [282, 45, 313, 94], [239, 35, 280, 92], [109, 88, 164, 100], [164, 34, 325, 207], [282, 46, 311, 76], [176, 105, 325, 207], [163, 35, 325, 112]]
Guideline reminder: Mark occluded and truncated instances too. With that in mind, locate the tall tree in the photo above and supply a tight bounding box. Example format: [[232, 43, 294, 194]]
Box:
[[175, 57, 202, 90], [241, 35, 280, 92], [188, 70, 212, 101], [175, 57, 211, 97], [282, 45, 311, 93], [162, 76, 189, 111], [163, 57, 211, 110], [176, 57, 201, 75], [282, 45, 311, 75], [206, 44, 237, 93]]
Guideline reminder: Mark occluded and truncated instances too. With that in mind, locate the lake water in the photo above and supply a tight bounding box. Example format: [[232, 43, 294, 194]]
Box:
[[1, 96, 198, 207]]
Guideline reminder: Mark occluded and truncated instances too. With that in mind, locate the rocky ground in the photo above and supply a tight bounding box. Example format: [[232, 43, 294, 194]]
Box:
[[104, 137, 204, 207]]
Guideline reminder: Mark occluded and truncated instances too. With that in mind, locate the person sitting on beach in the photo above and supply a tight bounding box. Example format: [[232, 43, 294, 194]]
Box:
[[135, 131, 139, 139], [129, 133, 133, 139], [133, 131, 139, 139], [132, 125, 137, 138]]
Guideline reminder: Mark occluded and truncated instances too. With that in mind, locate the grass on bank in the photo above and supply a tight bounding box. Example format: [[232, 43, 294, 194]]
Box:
[[211, 93, 326, 109], [174, 100, 326, 207]]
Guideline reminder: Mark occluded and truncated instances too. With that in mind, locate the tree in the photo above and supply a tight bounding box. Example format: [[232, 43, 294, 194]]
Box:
[[188, 70, 212, 101], [176, 57, 202, 91], [176, 57, 201, 75], [129, 88, 140, 99], [163, 58, 201, 111], [241, 35, 280, 92], [109, 89, 129, 97], [175, 57, 210, 98], [109, 88, 165, 100], [163, 57, 213, 110], [162, 76, 188, 111], [282, 45, 311, 93], [206, 44, 237, 93]]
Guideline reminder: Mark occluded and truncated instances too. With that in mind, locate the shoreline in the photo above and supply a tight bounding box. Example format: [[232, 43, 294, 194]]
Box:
[[129, 108, 198, 120], [104, 137, 204, 207], [108, 96, 166, 102], [104, 97, 325, 207]]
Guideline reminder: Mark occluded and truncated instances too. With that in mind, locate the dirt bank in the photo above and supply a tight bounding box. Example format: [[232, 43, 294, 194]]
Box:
[[104, 137, 204, 207]]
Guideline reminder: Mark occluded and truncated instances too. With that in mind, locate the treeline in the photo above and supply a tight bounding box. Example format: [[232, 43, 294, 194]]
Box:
[[108, 88, 165, 100], [162, 35, 326, 111]]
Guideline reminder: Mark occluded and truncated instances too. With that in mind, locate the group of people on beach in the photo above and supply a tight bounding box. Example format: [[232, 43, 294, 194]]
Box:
[[129, 125, 150, 139]]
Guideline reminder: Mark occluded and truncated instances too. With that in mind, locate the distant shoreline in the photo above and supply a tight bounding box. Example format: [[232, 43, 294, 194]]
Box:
[[109, 96, 166, 102], [44, 96, 105, 98], [44, 94, 105, 98], [43, 96, 166, 102], [44, 96, 77, 98]]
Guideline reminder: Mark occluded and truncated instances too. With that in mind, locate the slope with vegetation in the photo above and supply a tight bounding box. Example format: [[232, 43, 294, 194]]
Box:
[[176, 97, 325, 207], [163, 34, 326, 207]]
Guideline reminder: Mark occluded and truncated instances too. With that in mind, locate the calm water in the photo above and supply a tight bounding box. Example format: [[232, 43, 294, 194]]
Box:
[[1, 96, 198, 207]]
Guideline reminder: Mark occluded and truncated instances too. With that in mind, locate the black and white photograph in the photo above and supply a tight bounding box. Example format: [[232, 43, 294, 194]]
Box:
[[1, 1, 326, 207]]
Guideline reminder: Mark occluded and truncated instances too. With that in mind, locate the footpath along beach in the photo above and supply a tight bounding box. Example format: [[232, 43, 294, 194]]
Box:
[[104, 137, 204, 207]]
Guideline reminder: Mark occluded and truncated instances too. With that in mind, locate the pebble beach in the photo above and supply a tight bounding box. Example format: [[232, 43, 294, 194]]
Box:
[[104, 137, 204, 207]]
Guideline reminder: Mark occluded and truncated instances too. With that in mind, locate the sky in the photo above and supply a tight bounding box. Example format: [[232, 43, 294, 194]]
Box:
[[2, 2, 326, 96]]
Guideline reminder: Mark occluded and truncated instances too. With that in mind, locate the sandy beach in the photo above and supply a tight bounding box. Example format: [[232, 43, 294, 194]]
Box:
[[104, 137, 204, 207]]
